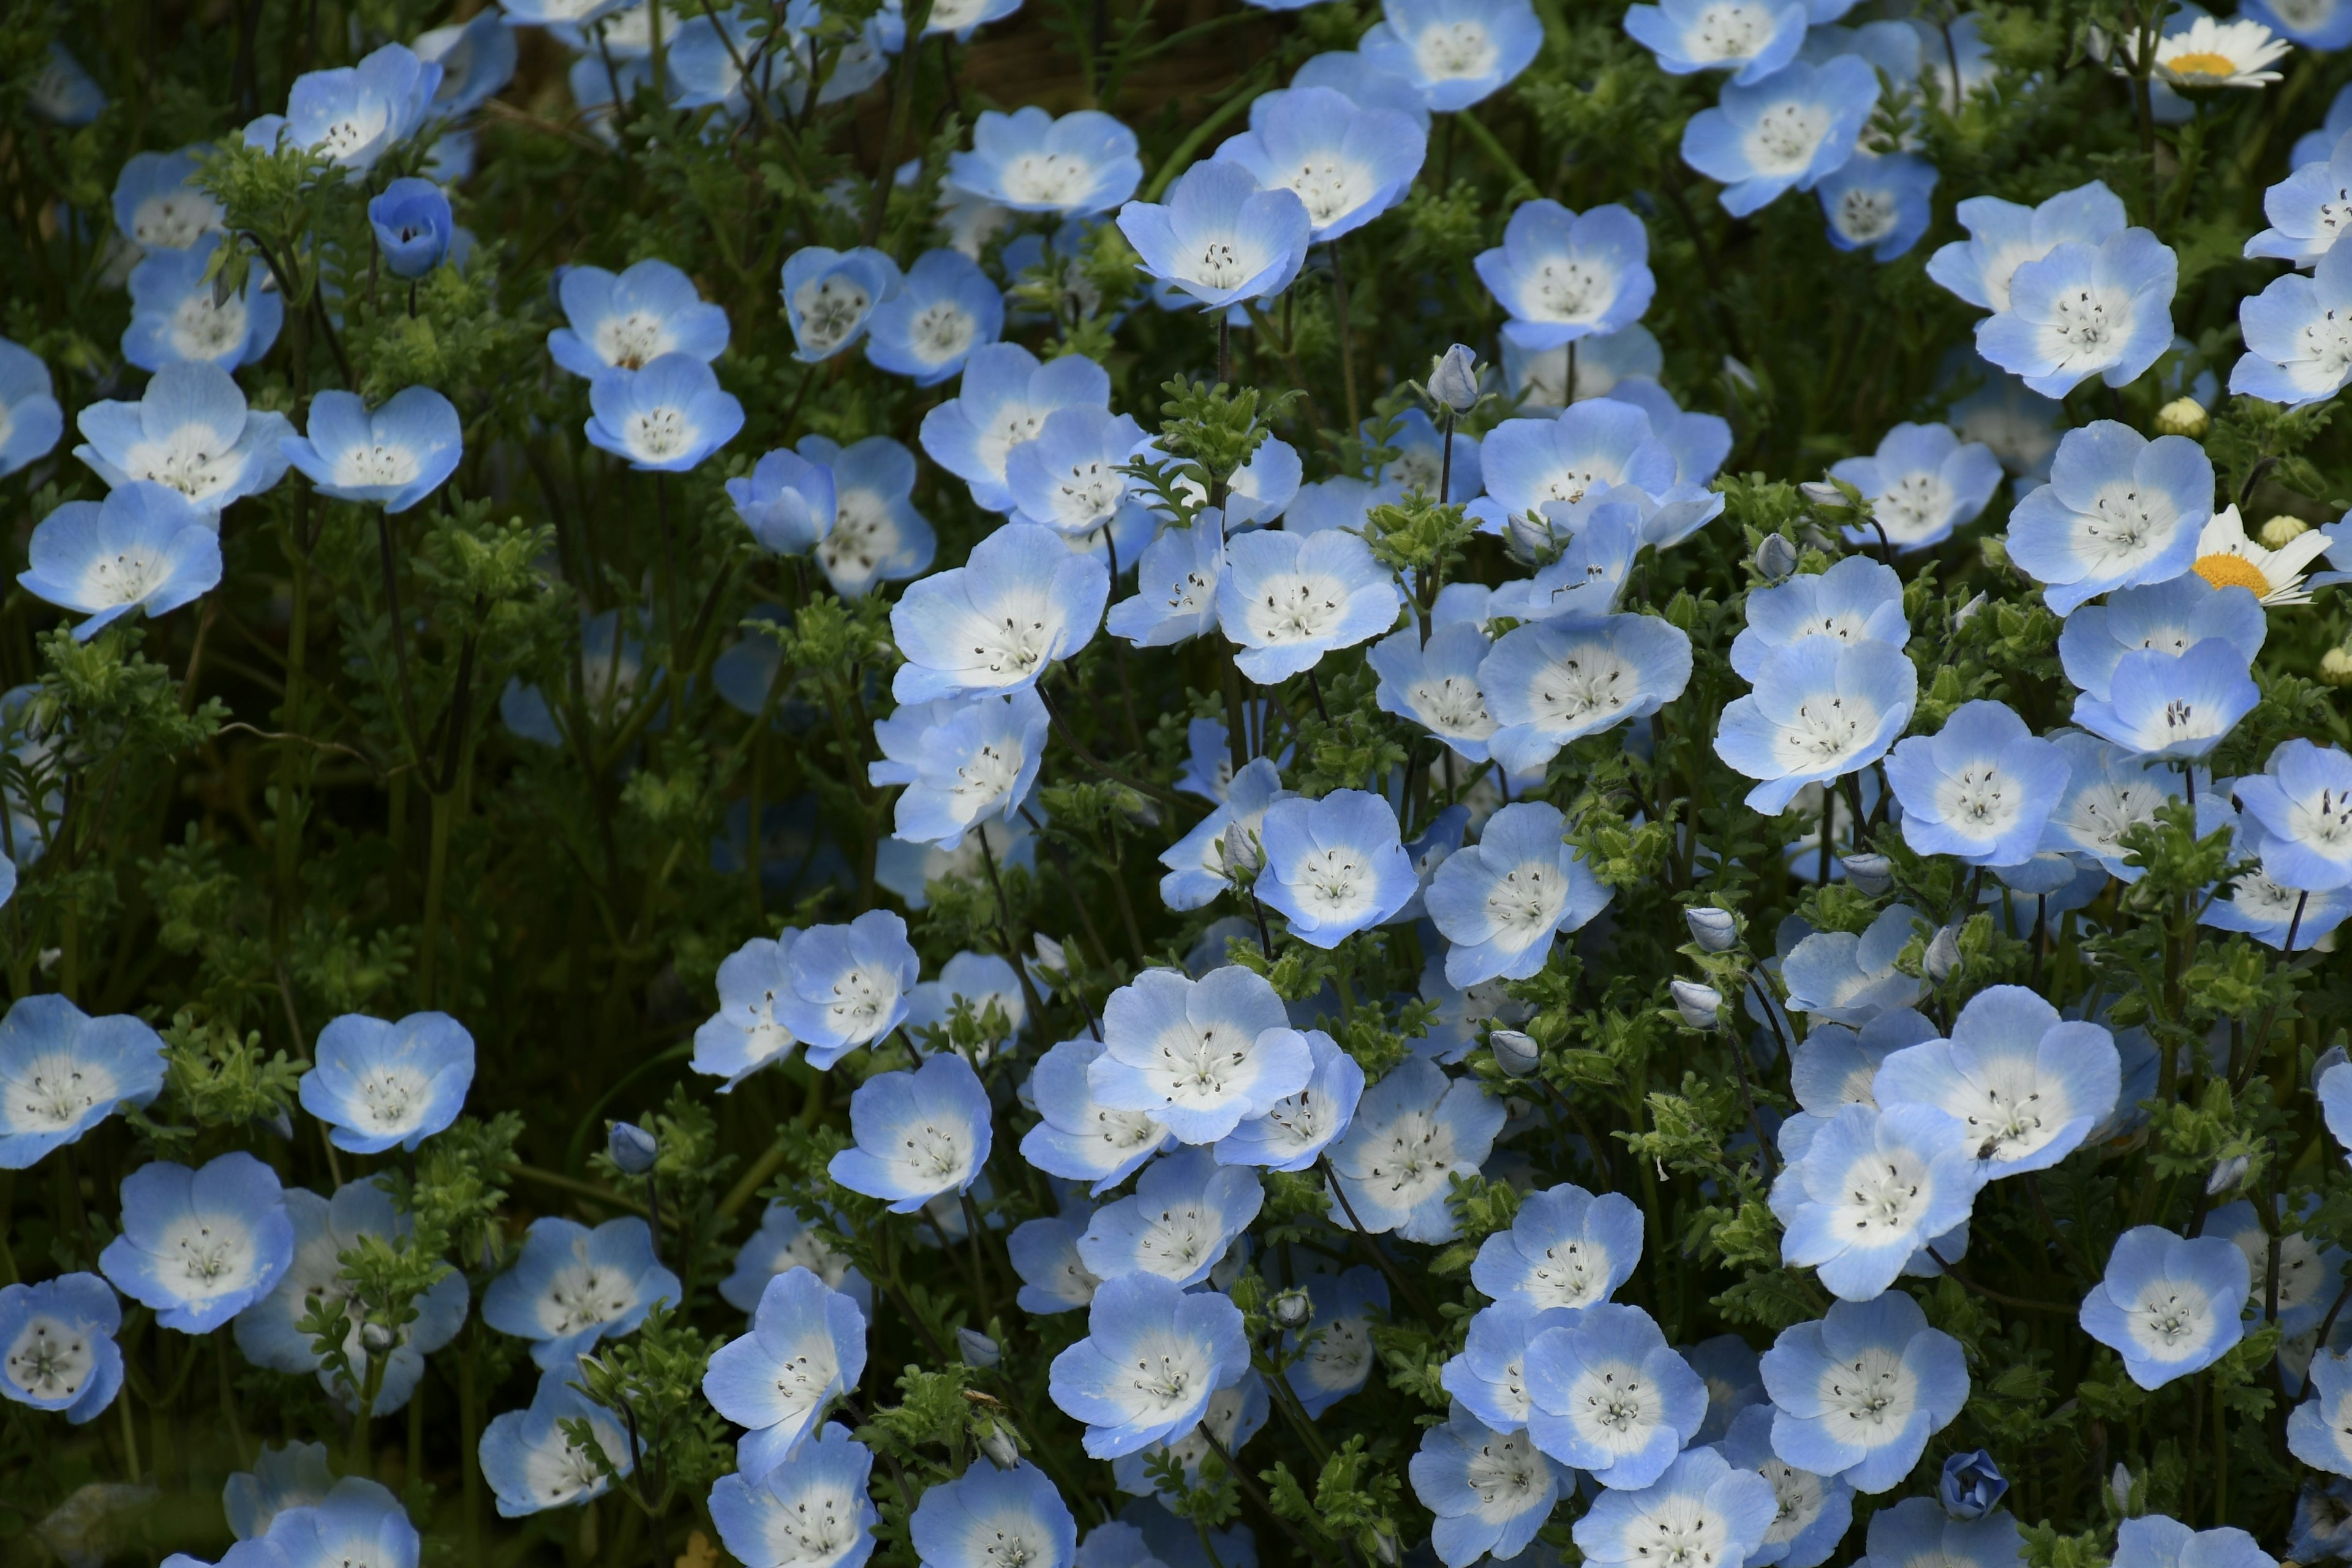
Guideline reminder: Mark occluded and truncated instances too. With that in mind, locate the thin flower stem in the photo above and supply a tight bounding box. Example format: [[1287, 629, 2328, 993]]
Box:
[[1316, 1154, 1445, 1332]]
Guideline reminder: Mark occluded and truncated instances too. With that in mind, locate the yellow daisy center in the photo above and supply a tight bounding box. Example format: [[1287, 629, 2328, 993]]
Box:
[[2166, 51, 2241, 78], [2193, 552, 2272, 593]]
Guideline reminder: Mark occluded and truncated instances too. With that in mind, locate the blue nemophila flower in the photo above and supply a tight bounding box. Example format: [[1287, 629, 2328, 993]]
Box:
[[2059, 574, 2265, 702], [1939, 1451, 2008, 1522], [1472, 1180, 1644, 1311], [1714, 638, 1918, 815], [2247, 0, 2352, 49], [2293, 1354, 2352, 1476], [1680, 57, 1877, 218], [1425, 801, 1611, 984], [248, 1476, 420, 1568], [0, 1273, 123, 1423], [0, 993, 165, 1169], [549, 259, 731, 380], [828, 1052, 992, 1212], [29, 43, 105, 125], [2041, 731, 2198, 878], [233, 1179, 469, 1415], [1412, 1402, 1566, 1567], [1977, 227, 2177, 398], [1090, 966, 1310, 1144], [1139, 431, 1303, 527], [1728, 556, 1905, 680], [1370, 405, 1484, 503], [2248, 131, 2352, 266], [1359, 0, 1543, 111], [1771, 1103, 1980, 1299], [21, 482, 222, 641], [481, 1215, 680, 1370], [1283, 1265, 1385, 1416], [367, 178, 454, 279], [2072, 638, 2259, 760], [1480, 613, 1694, 776], [2290, 1480, 2352, 1562], [1106, 518, 1224, 649], [870, 692, 1050, 851], [1624, 0, 1805, 83], [867, 249, 1003, 385], [480, 1368, 634, 1516], [804, 434, 936, 597], [1022, 1035, 1175, 1192], [1604, 378, 1730, 489], [1009, 1210, 1102, 1314], [2081, 1225, 2249, 1388], [890, 522, 1109, 702], [723, 1200, 871, 1319], [585, 353, 745, 471], [415, 9, 518, 116], [704, 1267, 867, 1480], [1078, 1147, 1263, 1287], [125, 236, 284, 371], [74, 361, 292, 516], [1876, 986, 2120, 1178], [284, 386, 463, 512], [2206, 1199, 2343, 1337], [1474, 200, 1654, 352], [242, 43, 442, 172], [0, 339, 61, 481], [780, 246, 900, 363], [100, 1152, 294, 1332], [1214, 525, 1402, 683], [948, 107, 1140, 217], [1883, 701, 2070, 866], [729, 448, 834, 556], [710, 1420, 877, 1568], [1049, 1271, 1249, 1458], [111, 149, 224, 252], [1928, 181, 2127, 314], [1724, 1403, 1851, 1568], [1255, 788, 1417, 947], [1443, 1301, 1577, 1431], [1118, 162, 1311, 312], [2111, 1516, 2277, 1568], [1575, 1447, 1779, 1568], [1817, 153, 1939, 261], [1213, 86, 1427, 243], [1281, 50, 1431, 125], [1160, 756, 1295, 910], [1828, 424, 2002, 552], [1325, 1055, 1505, 1240], [1524, 1302, 1706, 1486], [905, 952, 1030, 1048], [2237, 739, 2352, 890], [1216, 1027, 1363, 1170], [297, 1010, 475, 1155], [914, 1463, 1077, 1568], [1003, 407, 1155, 552], [1369, 623, 1498, 763], [694, 933, 805, 1088], [1473, 399, 1676, 534], [1762, 1291, 1967, 1492], [2232, 239, 2352, 407], [1113, 1373, 1269, 1500], [1858, 1498, 2026, 1568]]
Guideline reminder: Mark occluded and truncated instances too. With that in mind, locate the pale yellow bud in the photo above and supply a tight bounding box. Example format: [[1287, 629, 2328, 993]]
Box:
[[2260, 514, 2311, 549], [2323, 647, 2352, 688], [2154, 397, 2209, 439]]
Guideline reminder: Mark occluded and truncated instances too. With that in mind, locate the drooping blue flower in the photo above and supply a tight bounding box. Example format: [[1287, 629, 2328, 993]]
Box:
[[1215, 1027, 1363, 1170], [1049, 1271, 1250, 1458], [2081, 1225, 2250, 1388], [1828, 424, 2002, 552], [1003, 407, 1156, 554], [1474, 200, 1654, 352], [282, 386, 463, 512], [1325, 1055, 1505, 1241], [233, 1178, 470, 1414], [1010, 1209, 1102, 1314], [1762, 1291, 1967, 1492], [1856, 1498, 2025, 1568], [1118, 162, 1311, 312], [2237, 739, 2352, 891], [366, 178, 454, 279], [1022, 1035, 1175, 1192], [870, 692, 1050, 852], [1159, 756, 1297, 910], [1883, 701, 2070, 867], [1106, 519, 1224, 649], [692, 933, 805, 1088], [722, 1200, 872, 1318], [1715, 638, 1917, 816], [1278, 1265, 1386, 1417], [1425, 801, 1611, 984], [0, 1273, 123, 1423], [828, 1052, 992, 1212], [1213, 86, 1426, 244], [1523, 1302, 1706, 1486], [1090, 967, 1311, 1145], [480, 1368, 634, 1516], [729, 448, 835, 557], [414, 9, 519, 116], [2073, 639, 2259, 760], [548, 259, 731, 380], [1874, 986, 2120, 1178], [74, 362, 292, 516], [241, 43, 442, 172], [1680, 57, 1878, 217], [1412, 1402, 1566, 1567], [703, 1267, 867, 1480], [1782, 914, 1926, 1035], [29, 43, 105, 125], [1816, 153, 1939, 261], [110, 148, 224, 252], [0, 339, 62, 481], [1254, 789, 1417, 948], [2059, 573, 2265, 701], [2233, 238, 2352, 406], [1574, 1447, 1779, 1568], [124, 235, 284, 371], [1624, 0, 1805, 83], [1722, 1403, 1851, 1568], [2111, 1516, 2278, 1568], [1480, 614, 1694, 777], [1359, 0, 1544, 111], [1472, 1180, 1643, 1312], [0, 993, 165, 1169], [891, 523, 1109, 703], [1977, 228, 2177, 398], [20, 482, 222, 641], [709, 1420, 878, 1568], [1077, 1147, 1262, 1287], [481, 1215, 680, 1370], [866, 249, 1003, 385], [585, 353, 744, 472], [297, 1011, 475, 1155], [2293, 1353, 2352, 1477], [780, 246, 900, 363], [2248, 131, 2352, 267], [100, 1152, 295, 1333], [1771, 1102, 1980, 1300], [1928, 182, 2128, 314], [805, 434, 936, 597], [948, 107, 1140, 217]]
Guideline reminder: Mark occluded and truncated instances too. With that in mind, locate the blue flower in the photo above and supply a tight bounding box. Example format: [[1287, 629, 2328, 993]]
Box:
[[111, 149, 224, 252], [73, 362, 292, 515], [1939, 1450, 2008, 1521], [1883, 701, 2070, 867], [1602, 378, 1730, 492], [2040, 730, 2206, 880], [549, 259, 731, 380], [414, 9, 519, 116], [283, 386, 464, 512], [2247, 0, 2352, 48], [0, 339, 62, 481], [2248, 132, 2352, 267], [1715, 638, 1917, 816], [0, 1273, 123, 1423], [693, 934, 806, 1088], [1977, 228, 2176, 398], [297, 1011, 474, 1155], [1147, 434, 1303, 527], [1107, 519, 1224, 649], [1090, 966, 1311, 1145], [1287, 48, 1431, 125], [1003, 407, 1156, 552], [1214, 527, 1401, 683], [1078, 1147, 1262, 1287], [1928, 182, 2128, 314], [1856, 1498, 2024, 1568], [1722, 1403, 1851, 1568], [1829, 424, 2001, 552], [1472, 399, 1678, 535], [781, 246, 900, 363], [1816, 153, 1939, 262], [0, 993, 165, 1169], [1215, 1028, 1363, 1170], [729, 448, 835, 556], [914, 1462, 1077, 1568], [904, 952, 1030, 1048], [2206, 1198, 2345, 1338], [2081, 1224, 2249, 1388], [1474, 200, 1654, 352], [891, 523, 1109, 702], [1762, 1292, 1967, 1491], [1874, 986, 2120, 1178], [709, 1420, 877, 1568], [481, 1215, 680, 1370], [870, 692, 1050, 852], [828, 1052, 993, 1212], [1160, 758, 1296, 910], [1574, 1448, 1779, 1568], [1050, 1271, 1248, 1458], [1681, 58, 1877, 217], [913, 0, 1023, 41], [585, 353, 744, 472], [2059, 574, 2264, 701], [804, 434, 935, 597], [224, 1441, 334, 1539], [668, 10, 798, 119], [949, 107, 1140, 216], [1624, 0, 1805, 82], [1009, 1209, 1102, 1314], [1212, 86, 1427, 243], [241, 44, 442, 172], [2073, 639, 2258, 760], [2291, 1479, 2352, 1561], [2293, 1353, 2352, 1476], [867, 249, 1003, 385], [20, 481, 222, 641], [1370, 407, 1484, 503], [2113, 1517, 2277, 1568], [1254, 789, 1417, 948], [124, 235, 284, 371], [1412, 1402, 1566, 1567], [29, 43, 105, 126], [366, 178, 453, 279], [1442, 1300, 1577, 1431], [704, 1267, 867, 1480], [1729, 557, 1906, 680], [2238, 739, 2352, 891], [1524, 1301, 1706, 1486], [1360, 0, 1543, 111], [247, 1476, 420, 1567], [1281, 1265, 1386, 1416], [722, 1200, 872, 1318], [480, 1368, 634, 1515], [919, 344, 1113, 513], [1118, 162, 1311, 312], [232, 1178, 470, 1414], [1771, 1103, 1980, 1300], [1781, 911, 1928, 1023], [2232, 239, 2352, 406], [1368, 623, 1498, 763], [1425, 801, 1610, 984], [1023, 1035, 1174, 1192], [1325, 1055, 1504, 1240], [1111, 1373, 1269, 1501], [100, 1152, 295, 1332], [1472, 1180, 1643, 1311], [1481, 614, 1694, 777]]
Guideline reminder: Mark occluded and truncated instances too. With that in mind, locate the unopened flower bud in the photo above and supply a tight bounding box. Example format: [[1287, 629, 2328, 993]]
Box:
[[1489, 1029, 1541, 1077], [1723, 355, 1758, 393], [1430, 344, 1480, 412], [1270, 1288, 1313, 1329], [957, 1327, 1000, 1368], [1505, 510, 1556, 565], [259, 1106, 294, 1141], [1220, 824, 1262, 880], [2153, 396, 2208, 439], [2206, 1153, 2251, 1196], [1684, 907, 1738, 953], [1939, 1450, 2009, 1520], [2111, 1463, 2134, 1512], [1374, 1532, 1402, 1567], [2261, 514, 2311, 549], [1924, 925, 1962, 983], [978, 1422, 1022, 1470], [360, 1321, 396, 1354], [2324, 647, 2352, 688], [608, 1121, 658, 1174], [1799, 480, 1849, 508], [1671, 979, 1724, 1029], [1953, 592, 1988, 628], [1754, 533, 1798, 581], [1841, 853, 1894, 896]]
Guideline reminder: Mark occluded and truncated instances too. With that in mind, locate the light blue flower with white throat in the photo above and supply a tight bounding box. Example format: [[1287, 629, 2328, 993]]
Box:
[[298, 1010, 475, 1154], [75, 362, 292, 516], [585, 355, 745, 472], [20, 482, 222, 641], [1680, 57, 1878, 218], [1425, 801, 1611, 985], [2081, 1225, 2248, 1389], [0, 1273, 123, 1423], [827, 1052, 993, 1212], [124, 235, 284, 372], [782, 245, 900, 363], [1874, 986, 2119, 1179], [1475, 200, 1653, 352], [100, 1152, 295, 1333], [1761, 1291, 1968, 1492], [480, 1215, 680, 1370], [703, 1267, 867, 1482], [1883, 701, 2070, 867], [282, 387, 463, 512], [0, 993, 165, 1169], [1049, 1271, 1248, 1458]]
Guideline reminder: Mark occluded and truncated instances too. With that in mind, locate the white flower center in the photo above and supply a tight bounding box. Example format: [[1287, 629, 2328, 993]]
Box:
[[1359, 1105, 1463, 1208], [339, 439, 424, 489], [2288, 786, 2352, 851], [1833, 187, 1899, 244], [627, 405, 692, 461], [1761, 1458, 1825, 1545], [1747, 102, 1830, 175], [1464, 1428, 1547, 1507], [1483, 858, 1569, 942], [1833, 1150, 1931, 1239], [1875, 470, 1954, 542], [86, 546, 170, 607], [1283, 156, 1363, 225], [818, 491, 896, 581], [132, 193, 221, 250], [5, 1316, 94, 1401], [825, 963, 902, 1040], [1525, 644, 1640, 727], [170, 292, 249, 361], [1693, 2, 1773, 60], [1001, 153, 1088, 207], [1932, 760, 2024, 840], [794, 276, 873, 354], [595, 311, 673, 371], [1241, 570, 1347, 646], [1529, 1235, 1610, 1308], [543, 1264, 635, 1335], [164, 1213, 257, 1296], [1415, 20, 1498, 80], [2061, 776, 2166, 858], [1532, 258, 1607, 322], [2043, 284, 2129, 363], [1410, 674, 1494, 739], [2127, 1278, 2218, 1359], [1570, 1358, 1662, 1452], [2295, 310, 2352, 377], [9, 1052, 116, 1130], [1819, 1343, 1919, 1433], [911, 301, 976, 363], [358, 1065, 429, 1129]]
